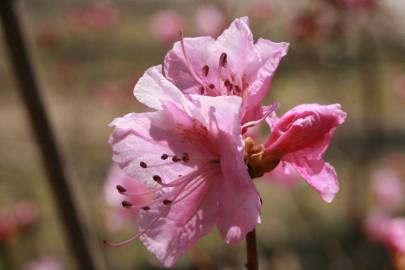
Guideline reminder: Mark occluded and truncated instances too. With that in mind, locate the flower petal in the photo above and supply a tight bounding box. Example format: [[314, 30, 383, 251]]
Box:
[[163, 36, 217, 93], [246, 39, 289, 110], [134, 65, 205, 123], [287, 156, 339, 203], [139, 179, 219, 267]]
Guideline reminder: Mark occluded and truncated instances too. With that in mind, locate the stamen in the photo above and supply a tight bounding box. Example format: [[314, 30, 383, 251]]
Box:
[[142, 206, 150, 211], [161, 154, 168, 160], [163, 199, 172, 205], [179, 32, 204, 85], [122, 201, 132, 208], [202, 65, 209, 77], [182, 153, 190, 162], [116, 185, 126, 193], [208, 84, 215, 89], [140, 161, 147, 168], [153, 175, 162, 183], [219, 52, 227, 68], [172, 156, 181, 162], [199, 86, 205, 95]]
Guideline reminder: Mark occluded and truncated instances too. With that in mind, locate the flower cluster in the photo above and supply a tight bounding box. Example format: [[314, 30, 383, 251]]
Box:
[[106, 17, 346, 267], [365, 159, 405, 256]]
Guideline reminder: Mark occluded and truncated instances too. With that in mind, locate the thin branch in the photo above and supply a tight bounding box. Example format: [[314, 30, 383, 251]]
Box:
[[0, 1, 101, 269]]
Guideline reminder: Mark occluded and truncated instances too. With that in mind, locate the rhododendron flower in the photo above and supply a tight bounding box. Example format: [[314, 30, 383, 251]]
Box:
[[341, 0, 377, 10], [107, 66, 261, 266], [150, 10, 183, 44], [195, 5, 226, 36], [23, 256, 63, 270], [365, 214, 405, 254], [14, 201, 38, 227], [163, 17, 288, 124], [249, 104, 346, 202], [67, 3, 120, 31], [370, 168, 404, 212], [104, 165, 151, 231], [394, 75, 405, 101]]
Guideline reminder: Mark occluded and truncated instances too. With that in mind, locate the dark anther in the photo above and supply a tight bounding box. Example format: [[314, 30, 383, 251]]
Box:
[[220, 52, 227, 67], [163, 199, 172, 205], [182, 153, 190, 162], [260, 197, 263, 205], [208, 84, 215, 89], [142, 206, 151, 211], [153, 175, 162, 183], [199, 86, 205, 94], [140, 161, 147, 168], [234, 85, 242, 93], [202, 65, 209, 77], [116, 185, 126, 193], [161, 154, 168, 160], [172, 156, 181, 162], [122, 201, 132, 208]]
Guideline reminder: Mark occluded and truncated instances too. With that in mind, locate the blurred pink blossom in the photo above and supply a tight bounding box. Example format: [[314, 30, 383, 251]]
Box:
[[0, 209, 18, 244], [150, 10, 183, 44], [195, 5, 226, 36], [371, 168, 404, 212], [394, 75, 405, 101], [68, 3, 120, 31], [15, 201, 38, 227], [249, 1, 273, 22], [365, 214, 405, 254], [95, 82, 126, 109], [23, 256, 63, 270], [35, 24, 60, 49], [341, 0, 377, 10], [107, 66, 260, 266]]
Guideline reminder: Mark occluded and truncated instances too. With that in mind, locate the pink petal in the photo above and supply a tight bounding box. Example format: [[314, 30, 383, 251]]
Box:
[[215, 114, 261, 244], [245, 39, 289, 110], [139, 179, 219, 267], [287, 156, 339, 203], [134, 65, 205, 123], [163, 36, 217, 94], [109, 111, 215, 188], [215, 17, 254, 72]]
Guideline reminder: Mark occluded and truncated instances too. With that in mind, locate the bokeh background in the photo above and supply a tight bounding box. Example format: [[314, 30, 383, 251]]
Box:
[[1, 0, 405, 269]]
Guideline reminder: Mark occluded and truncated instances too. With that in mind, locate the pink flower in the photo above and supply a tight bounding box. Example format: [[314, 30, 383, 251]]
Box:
[[341, 0, 377, 10], [23, 256, 63, 270], [394, 75, 405, 101], [195, 5, 226, 36], [0, 209, 18, 244], [103, 165, 151, 231], [150, 10, 183, 44], [256, 104, 346, 202], [163, 17, 288, 124], [14, 201, 38, 227], [67, 3, 120, 31], [371, 168, 404, 212], [248, 1, 273, 22], [107, 66, 261, 266], [365, 214, 405, 254]]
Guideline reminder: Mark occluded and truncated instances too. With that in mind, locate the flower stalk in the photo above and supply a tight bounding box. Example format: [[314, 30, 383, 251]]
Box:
[[246, 230, 259, 270]]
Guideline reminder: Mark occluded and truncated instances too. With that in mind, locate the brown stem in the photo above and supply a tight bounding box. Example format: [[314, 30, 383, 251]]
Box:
[[0, 1, 102, 269], [245, 230, 259, 270]]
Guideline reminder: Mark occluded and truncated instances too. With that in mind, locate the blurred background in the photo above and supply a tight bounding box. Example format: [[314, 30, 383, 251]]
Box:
[[1, 0, 405, 269]]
